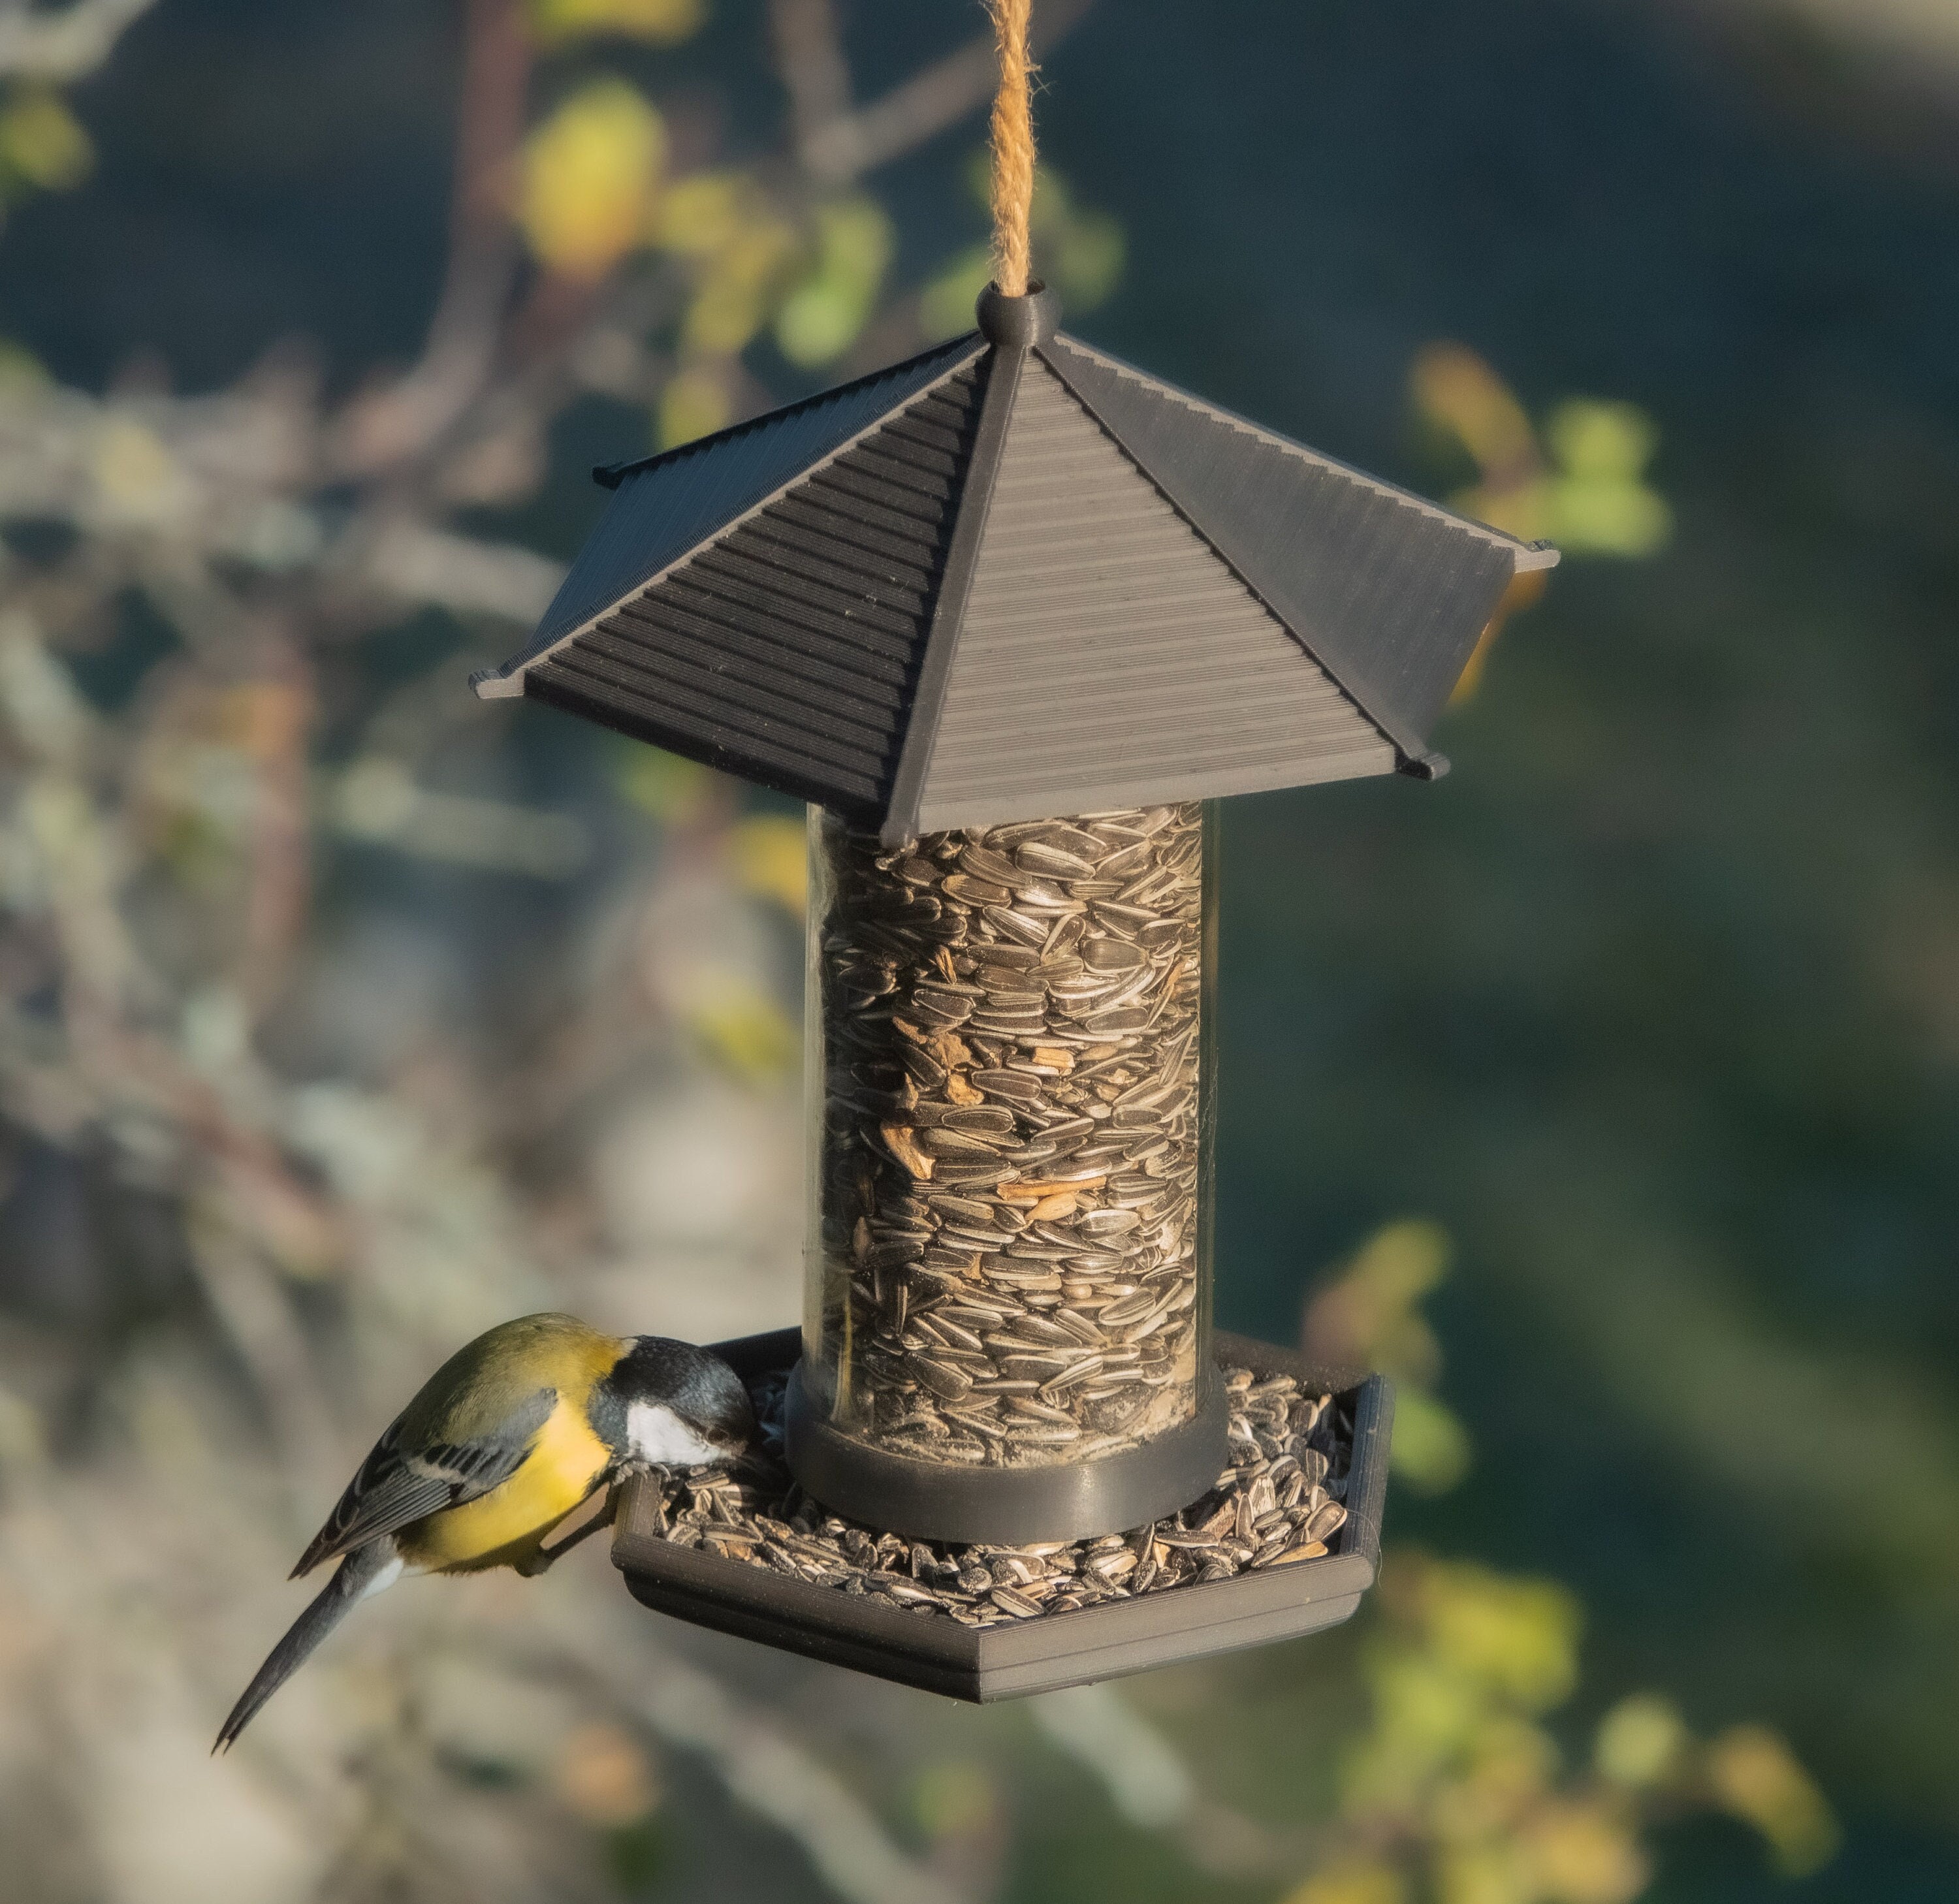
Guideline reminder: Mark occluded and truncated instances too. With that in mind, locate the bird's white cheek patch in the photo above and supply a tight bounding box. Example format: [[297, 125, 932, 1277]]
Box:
[[626, 1401, 722, 1468]]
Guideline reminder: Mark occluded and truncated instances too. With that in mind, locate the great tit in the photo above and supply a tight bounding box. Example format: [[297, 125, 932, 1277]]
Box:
[[215, 1312, 755, 1751]]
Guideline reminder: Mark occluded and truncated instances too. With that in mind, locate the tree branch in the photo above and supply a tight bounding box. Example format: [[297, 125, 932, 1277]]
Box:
[[799, 0, 1096, 184], [770, 0, 854, 168]]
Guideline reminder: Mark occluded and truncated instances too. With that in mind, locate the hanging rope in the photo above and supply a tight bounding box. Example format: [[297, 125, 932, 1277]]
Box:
[[987, 0, 1037, 297]]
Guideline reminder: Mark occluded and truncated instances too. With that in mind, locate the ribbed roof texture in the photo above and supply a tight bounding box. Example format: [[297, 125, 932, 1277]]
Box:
[[475, 291, 1555, 842], [921, 360, 1394, 831], [522, 361, 985, 812]]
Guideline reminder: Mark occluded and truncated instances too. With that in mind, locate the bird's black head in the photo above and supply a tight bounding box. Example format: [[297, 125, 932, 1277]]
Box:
[[593, 1336, 757, 1470]]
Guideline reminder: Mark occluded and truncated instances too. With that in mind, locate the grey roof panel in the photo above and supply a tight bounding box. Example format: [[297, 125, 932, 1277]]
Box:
[[477, 287, 1555, 833], [483, 334, 982, 681], [915, 358, 1394, 834], [522, 361, 989, 820], [1039, 334, 1533, 754]]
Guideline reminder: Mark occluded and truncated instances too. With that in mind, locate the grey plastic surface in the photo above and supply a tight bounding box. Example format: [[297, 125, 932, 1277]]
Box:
[[526, 363, 986, 817], [477, 290, 1555, 834], [784, 1360, 1229, 1546], [975, 279, 1060, 348], [913, 357, 1395, 834], [471, 333, 981, 701], [1038, 334, 1530, 755], [611, 1327, 1394, 1702]]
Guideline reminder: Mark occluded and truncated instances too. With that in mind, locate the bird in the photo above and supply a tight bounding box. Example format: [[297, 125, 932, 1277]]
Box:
[[215, 1312, 756, 1752]]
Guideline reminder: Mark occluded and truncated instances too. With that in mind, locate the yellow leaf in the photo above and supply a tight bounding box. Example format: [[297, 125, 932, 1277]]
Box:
[[0, 89, 92, 191], [1343, 1649, 1486, 1811], [1352, 1218, 1451, 1306], [1593, 1693, 1687, 1788], [0, 1381, 44, 1470], [1411, 344, 1537, 479], [91, 419, 189, 523], [775, 197, 893, 367], [649, 174, 797, 355], [518, 80, 666, 282], [1544, 476, 1673, 559], [1028, 167, 1124, 311], [683, 974, 798, 1081], [1302, 1218, 1451, 1386], [1043, 206, 1124, 311], [1544, 400, 1657, 479], [1281, 1860, 1408, 1904], [1449, 569, 1548, 705], [655, 172, 745, 255], [1540, 401, 1671, 556], [0, 338, 46, 389], [1524, 1799, 1648, 1904], [1423, 1563, 1581, 1713], [658, 364, 733, 448], [1704, 1724, 1840, 1877], [1435, 1841, 1533, 1904], [528, 0, 705, 46], [729, 814, 807, 918], [615, 744, 715, 823], [682, 219, 797, 355], [1391, 1388, 1473, 1493], [1434, 1713, 1561, 1835]]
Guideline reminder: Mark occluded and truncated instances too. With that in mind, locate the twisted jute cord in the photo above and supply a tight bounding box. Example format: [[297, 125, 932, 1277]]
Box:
[[987, 0, 1037, 297]]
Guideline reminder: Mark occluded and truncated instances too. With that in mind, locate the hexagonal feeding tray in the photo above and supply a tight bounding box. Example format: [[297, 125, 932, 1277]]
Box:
[[611, 1327, 1391, 1701]]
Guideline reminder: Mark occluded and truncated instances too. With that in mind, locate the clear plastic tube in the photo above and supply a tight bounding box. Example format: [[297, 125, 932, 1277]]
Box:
[[803, 802, 1214, 1472]]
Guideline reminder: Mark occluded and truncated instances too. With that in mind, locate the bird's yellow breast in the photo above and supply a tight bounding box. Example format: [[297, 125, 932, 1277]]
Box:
[[398, 1395, 611, 1574]]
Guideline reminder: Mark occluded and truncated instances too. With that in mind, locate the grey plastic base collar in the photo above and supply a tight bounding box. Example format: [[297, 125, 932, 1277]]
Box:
[[784, 1360, 1230, 1546]]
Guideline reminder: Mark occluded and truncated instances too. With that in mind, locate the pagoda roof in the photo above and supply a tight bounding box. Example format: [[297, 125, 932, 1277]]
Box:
[[473, 289, 1555, 844]]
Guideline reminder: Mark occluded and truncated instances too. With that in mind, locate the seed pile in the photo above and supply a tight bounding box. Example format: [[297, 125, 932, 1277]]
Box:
[[811, 804, 1204, 1467], [637, 1365, 1352, 1627]]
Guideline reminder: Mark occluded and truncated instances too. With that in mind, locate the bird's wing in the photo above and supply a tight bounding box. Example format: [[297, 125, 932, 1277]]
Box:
[[291, 1387, 558, 1578]]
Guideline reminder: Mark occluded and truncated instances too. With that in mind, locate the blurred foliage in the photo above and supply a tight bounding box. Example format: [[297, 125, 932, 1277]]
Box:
[[1704, 1726, 1841, 1878], [520, 78, 670, 283], [1407, 345, 1671, 703], [0, 86, 91, 200], [1282, 1230, 1837, 1904], [0, 2, 1871, 1901], [528, 0, 705, 48], [729, 813, 809, 919], [775, 196, 894, 368], [1411, 345, 1672, 560], [614, 742, 716, 825], [1305, 1220, 1471, 1493]]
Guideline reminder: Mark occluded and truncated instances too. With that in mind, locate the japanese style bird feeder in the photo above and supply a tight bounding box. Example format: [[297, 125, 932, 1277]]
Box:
[[471, 5, 1555, 1694]]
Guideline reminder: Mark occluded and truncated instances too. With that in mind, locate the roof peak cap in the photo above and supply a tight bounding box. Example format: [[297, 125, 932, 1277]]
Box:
[[975, 280, 1058, 349]]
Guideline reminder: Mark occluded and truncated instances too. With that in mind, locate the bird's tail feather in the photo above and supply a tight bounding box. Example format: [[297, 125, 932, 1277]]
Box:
[[214, 1539, 400, 1753]]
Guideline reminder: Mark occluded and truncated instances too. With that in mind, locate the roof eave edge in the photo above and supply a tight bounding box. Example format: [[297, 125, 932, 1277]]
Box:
[[590, 330, 983, 492], [1042, 331, 1546, 566]]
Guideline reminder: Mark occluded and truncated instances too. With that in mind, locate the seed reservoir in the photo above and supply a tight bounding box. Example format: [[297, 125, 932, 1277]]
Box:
[[788, 803, 1228, 1543]]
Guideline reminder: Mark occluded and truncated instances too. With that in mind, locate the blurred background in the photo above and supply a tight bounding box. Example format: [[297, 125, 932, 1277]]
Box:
[[0, 0, 1952, 1898]]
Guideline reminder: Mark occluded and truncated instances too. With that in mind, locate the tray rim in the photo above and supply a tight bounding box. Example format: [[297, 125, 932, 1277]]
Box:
[[610, 1326, 1392, 1700]]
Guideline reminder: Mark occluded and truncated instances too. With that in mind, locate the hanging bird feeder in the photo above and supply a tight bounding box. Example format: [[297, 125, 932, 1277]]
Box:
[[471, 1, 1553, 1696]]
